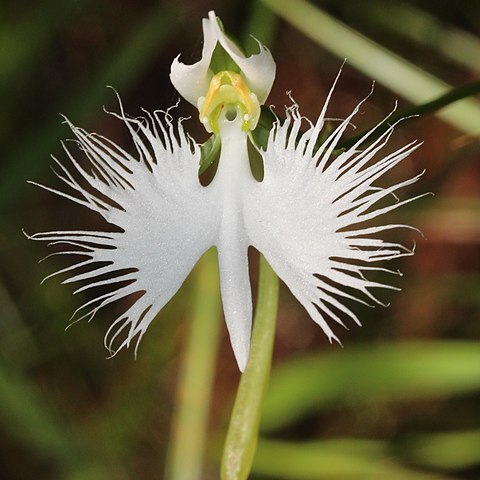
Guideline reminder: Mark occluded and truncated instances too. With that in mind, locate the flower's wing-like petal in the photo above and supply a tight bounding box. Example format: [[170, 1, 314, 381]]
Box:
[[170, 16, 217, 106], [30, 103, 219, 355], [207, 12, 275, 104], [244, 94, 424, 342], [170, 11, 276, 106]]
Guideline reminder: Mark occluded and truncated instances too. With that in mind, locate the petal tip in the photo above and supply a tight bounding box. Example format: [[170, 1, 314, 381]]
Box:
[[234, 344, 250, 373]]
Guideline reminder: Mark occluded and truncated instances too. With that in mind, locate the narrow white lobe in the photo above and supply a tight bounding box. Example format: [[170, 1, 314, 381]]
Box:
[[212, 112, 254, 371]]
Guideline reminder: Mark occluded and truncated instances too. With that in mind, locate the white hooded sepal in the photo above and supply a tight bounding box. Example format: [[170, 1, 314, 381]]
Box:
[[170, 10, 276, 107]]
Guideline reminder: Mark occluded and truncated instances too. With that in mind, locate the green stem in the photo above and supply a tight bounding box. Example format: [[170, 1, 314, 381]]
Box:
[[165, 248, 222, 480], [221, 255, 279, 480]]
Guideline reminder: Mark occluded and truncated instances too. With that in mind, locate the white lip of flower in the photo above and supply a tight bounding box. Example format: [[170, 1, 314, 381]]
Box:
[[28, 11, 425, 372]]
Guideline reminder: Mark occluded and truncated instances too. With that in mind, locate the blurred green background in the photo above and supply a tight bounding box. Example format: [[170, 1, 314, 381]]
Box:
[[1, 0, 479, 478]]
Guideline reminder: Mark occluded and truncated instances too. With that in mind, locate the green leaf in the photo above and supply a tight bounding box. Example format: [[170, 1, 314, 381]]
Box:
[[252, 438, 447, 480], [261, 0, 480, 135], [262, 342, 480, 431], [347, 0, 480, 74], [405, 430, 480, 470]]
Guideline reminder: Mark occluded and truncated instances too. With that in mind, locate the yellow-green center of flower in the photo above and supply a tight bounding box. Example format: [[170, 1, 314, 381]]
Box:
[[197, 71, 260, 134]]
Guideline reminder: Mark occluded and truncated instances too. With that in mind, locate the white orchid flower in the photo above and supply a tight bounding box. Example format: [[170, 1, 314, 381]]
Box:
[[30, 11, 423, 371]]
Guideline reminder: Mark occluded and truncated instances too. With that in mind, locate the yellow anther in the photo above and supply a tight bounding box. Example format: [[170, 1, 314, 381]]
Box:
[[197, 71, 260, 134]]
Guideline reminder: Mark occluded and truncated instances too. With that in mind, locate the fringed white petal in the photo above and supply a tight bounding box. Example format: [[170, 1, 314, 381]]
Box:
[[244, 88, 424, 343], [31, 100, 219, 356], [207, 12, 275, 104], [31, 100, 258, 371], [31, 80, 423, 369], [170, 11, 275, 106], [170, 15, 217, 106]]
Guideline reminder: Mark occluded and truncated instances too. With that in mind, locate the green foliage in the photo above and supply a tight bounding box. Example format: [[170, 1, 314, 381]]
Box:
[[262, 342, 480, 431]]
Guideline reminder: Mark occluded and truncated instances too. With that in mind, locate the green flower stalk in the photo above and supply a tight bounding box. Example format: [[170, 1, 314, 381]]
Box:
[[221, 255, 279, 479]]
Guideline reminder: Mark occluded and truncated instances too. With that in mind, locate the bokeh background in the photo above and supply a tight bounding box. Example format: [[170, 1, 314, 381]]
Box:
[[1, 0, 479, 478]]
